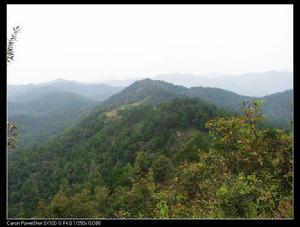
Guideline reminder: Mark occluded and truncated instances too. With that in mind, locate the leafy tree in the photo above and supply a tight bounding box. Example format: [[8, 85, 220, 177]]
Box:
[[7, 122, 18, 151], [205, 100, 293, 218], [37, 188, 99, 218]]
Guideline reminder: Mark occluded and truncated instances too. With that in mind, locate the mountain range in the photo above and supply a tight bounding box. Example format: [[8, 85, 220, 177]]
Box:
[[8, 91, 98, 148], [8, 78, 293, 150], [102, 70, 293, 97], [8, 79, 124, 103]]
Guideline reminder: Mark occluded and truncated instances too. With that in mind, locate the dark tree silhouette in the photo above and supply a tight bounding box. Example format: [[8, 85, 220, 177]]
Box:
[[7, 26, 21, 63], [7, 26, 21, 151]]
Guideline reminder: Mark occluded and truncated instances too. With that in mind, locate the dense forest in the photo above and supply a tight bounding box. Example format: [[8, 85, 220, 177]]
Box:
[[8, 79, 293, 218]]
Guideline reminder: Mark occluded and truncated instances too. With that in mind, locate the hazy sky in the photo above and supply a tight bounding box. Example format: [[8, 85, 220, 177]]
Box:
[[7, 4, 293, 85]]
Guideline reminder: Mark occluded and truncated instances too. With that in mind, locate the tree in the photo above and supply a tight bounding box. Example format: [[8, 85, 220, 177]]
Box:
[[7, 123, 18, 151], [37, 188, 99, 218], [205, 100, 293, 218], [7, 26, 21, 63]]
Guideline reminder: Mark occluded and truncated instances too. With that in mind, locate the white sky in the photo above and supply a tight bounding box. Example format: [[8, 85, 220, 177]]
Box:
[[7, 4, 293, 85]]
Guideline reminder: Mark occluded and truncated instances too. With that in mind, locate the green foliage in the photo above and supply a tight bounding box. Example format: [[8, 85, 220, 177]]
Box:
[[217, 173, 262, 218], [37, 188, 99, 218], [151, 155, 173, 183], [8, 97, 293, 218], [7, 122, 18, 151], [205, 100, 293, 218]]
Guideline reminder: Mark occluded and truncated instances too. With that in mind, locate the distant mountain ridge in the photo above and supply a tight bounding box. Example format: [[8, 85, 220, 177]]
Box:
[[155, 70, 293, 97], [101, 70, 292, 97], [8, 91, 96, 117], [8, 79, 124, 102], [8, 91, 99, 149]]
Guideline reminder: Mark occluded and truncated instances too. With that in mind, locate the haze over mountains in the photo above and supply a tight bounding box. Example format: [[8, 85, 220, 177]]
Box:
[[8, 91, 98, 148], [102, 70, 293, 97], [8, 79, 124, 103], [9, 70, 292, 98]]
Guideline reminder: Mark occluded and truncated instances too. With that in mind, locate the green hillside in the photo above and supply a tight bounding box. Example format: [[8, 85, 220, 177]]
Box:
[[8, 98, 227, 217], [97, 79, 293, 129], [8, 91, 98, 148], [261, 90, 293, 128], [8, 96, 292, 218]]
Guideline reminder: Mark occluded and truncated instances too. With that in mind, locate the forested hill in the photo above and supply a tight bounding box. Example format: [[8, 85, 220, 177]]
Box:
[[7, 79, 123, 149], [8, 97, 227, 218], [8, 91, 98, 148], [261, 89, 293, 128], [95, 79, 292, 129], [100, 78, 188, 108], [8, 96, 292, 218], [8, 91, 97, 117]]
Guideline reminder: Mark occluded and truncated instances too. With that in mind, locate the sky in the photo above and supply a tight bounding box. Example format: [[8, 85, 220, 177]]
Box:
[[7, 4, 293, 85]]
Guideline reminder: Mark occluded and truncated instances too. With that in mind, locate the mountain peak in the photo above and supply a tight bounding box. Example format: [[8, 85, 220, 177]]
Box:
[[132, 78, 155, 85]]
